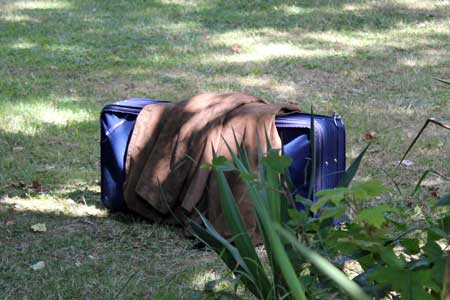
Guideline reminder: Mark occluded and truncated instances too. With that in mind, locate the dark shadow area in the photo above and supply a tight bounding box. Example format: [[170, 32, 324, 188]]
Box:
[[0, 201, 203, 300]]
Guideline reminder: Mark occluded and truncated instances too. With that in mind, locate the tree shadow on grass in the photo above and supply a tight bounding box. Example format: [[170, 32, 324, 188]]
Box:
[[1, 0, 449, 219], [0, 200, 202, 300], [1, 0, 449, 101]]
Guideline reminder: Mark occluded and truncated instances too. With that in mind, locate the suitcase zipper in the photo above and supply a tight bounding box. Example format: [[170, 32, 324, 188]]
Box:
[[103, 104, 144, 114], [333, 112, 345, 183], [101, 100, 168, 139]]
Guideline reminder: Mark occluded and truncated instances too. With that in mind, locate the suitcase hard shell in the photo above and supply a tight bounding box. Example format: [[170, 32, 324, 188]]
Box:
[[100, 98, 345, 211]]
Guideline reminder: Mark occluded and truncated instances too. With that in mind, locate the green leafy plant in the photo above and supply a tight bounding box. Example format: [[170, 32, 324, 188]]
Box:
[[189, 135, 370, 300], [188, 136, 450, 300]]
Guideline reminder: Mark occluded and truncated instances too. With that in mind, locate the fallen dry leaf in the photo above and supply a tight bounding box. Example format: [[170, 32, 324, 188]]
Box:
[[231, 44, 242, 54], [400, 160, 415, 167], [36, 164, 56, 172], [31, 223, 47, 232], [31, 261, 45, 271], [6, 220, 15, 226], [13, 146, 24, 152], [32, 180, 42, 192], [364, 131, 378, 141]]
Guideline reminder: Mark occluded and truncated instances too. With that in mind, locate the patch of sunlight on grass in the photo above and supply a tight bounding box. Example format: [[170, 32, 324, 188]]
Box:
[[0, 14, 37, 22], [211, 29, 259, 44], [388, 0, 450, 10], [159, 21, 200, 33], [13, 0, 71, 10], [0, 99, 94, 135], [190, 269, 221, 289], [343, 0, 450, 11], [214, 43, 333, 63], [274, 4, 311, 15], [239, 75, 296, 100], [387, 31, 450, 53], [343, 260, 364, 280], [396, 53, 445, 68], [9, 40, 38, 50], [304, 21, 450, 59], [239, 76, 273, 88], [304, 31, 375, 48], [45, 44, 87, 53], [0, 194, 108, 217], [159, 0, 197, 6]]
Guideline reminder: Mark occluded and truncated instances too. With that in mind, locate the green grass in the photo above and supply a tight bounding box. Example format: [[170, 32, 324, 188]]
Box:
[[0, 0, 449, 298]]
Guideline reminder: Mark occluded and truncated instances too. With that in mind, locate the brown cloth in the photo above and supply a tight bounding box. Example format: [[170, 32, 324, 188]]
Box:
[[123, 92, 300, 239]]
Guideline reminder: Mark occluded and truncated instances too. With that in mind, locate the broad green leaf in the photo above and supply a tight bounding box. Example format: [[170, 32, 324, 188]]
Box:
[[423, 240, 443, 261], [310, 188, 348, 213], [385, 215, 408, 231], [355, 204, 398, 228], [337, 237, 382, 251], [239, 172, 258, 182], [426, 227, 448, 241], [369, 267, 436, 300], [295, 195, 313, 209], [310, 195, 332, 214], [202, 156, 235, 171], [350, 180, 388, 199], [400, 239, 420, 255], [263, 150, 292, 173], [312, 187, 349, 211], [318, 207, 345, 222], [431, 256, 445, 289], [380, 247, 405, 268], [288, 209, 308, 227]]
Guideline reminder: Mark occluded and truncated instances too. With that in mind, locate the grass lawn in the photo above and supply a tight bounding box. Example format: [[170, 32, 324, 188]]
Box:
[[1, 0, 449, 299]]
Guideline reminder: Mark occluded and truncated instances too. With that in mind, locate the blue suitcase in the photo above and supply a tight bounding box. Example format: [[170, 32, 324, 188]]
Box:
[[100, 98, 345, 211]]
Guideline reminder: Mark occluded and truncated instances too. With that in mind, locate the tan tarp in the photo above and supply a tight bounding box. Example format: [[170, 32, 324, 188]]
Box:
[[123, 92, 299, 239]]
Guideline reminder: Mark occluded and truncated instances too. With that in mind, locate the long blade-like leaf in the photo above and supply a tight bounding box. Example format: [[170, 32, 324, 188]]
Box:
[[265, 152, 282, 224], [412, 169, 450, 196], [338, 143, 371, 187], [275, 224, 371, 300], [214, 167, 271, 298], [398, 118, 450, 167], [233, 163, 307, 300], [190, 215, 261, 297], [434, 77, 450, 85], [223, 137, 307, 300], [232, 128, 251, 170]]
